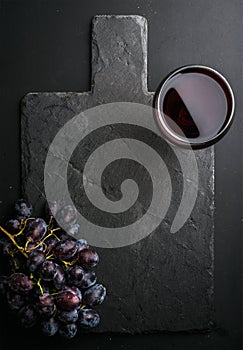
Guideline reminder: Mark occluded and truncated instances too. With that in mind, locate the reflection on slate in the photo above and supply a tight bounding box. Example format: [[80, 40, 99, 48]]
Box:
[[21, 16, 214, 333]]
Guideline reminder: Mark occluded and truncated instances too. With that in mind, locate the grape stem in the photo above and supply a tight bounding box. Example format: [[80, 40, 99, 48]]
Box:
[[62, 258, 78, 267], [14, 217, 35, 237], [37, 278, 44, 295], [0, 225, 28, 258]]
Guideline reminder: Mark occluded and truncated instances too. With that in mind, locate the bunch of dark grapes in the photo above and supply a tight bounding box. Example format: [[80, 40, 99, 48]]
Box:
[[0, 199, 106, 339]]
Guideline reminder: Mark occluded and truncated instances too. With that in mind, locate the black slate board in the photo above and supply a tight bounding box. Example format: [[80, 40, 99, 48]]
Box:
[[21, 15, 214, 333]]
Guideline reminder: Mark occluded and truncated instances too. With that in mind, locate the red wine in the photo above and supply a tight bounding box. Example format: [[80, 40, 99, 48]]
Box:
[[155, 66, 235, 149]]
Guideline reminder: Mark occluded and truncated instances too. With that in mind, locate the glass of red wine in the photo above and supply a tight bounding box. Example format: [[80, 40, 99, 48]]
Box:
[[154, 65, 235, 149]]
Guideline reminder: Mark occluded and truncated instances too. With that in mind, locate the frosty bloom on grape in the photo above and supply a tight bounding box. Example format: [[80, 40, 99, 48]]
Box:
[[44, 102, 199, 248]]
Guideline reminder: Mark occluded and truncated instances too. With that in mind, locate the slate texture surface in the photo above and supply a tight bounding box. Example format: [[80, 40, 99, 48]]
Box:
[[21, 15, 214, 333]]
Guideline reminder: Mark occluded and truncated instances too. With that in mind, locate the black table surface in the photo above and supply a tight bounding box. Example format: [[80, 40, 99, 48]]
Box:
[[0, 1, 242, 349]]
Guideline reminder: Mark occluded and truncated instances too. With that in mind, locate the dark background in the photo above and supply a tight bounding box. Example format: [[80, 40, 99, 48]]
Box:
[[0, 0, 242, 349]]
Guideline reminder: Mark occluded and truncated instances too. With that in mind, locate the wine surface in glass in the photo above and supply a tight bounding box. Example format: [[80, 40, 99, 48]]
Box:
[[156, 66, 234, 148]]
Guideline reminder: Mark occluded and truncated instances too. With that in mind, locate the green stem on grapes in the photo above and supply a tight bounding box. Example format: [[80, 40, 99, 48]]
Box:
[[37, 278, 44, 295], [48, 215, 53, 227], [51, 227, 60, 232], [24, 229, 61, 253], [46, 254, 54, 260], [43, 233, 54, 241], [49, 228, 61, 241], [14, 217, 35, 237], [50, 290, 63, 296], [61, 258, 78, 267], [0, 225, 28, 258], [42, 242, 48, 253], [25, 233, 52, 253], [25, 239, 31, 252]]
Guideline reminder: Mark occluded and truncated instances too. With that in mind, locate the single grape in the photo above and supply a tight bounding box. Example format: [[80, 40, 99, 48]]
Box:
[[67, 265, 85, 287], [44, 235, 58, 254], [56, 205, 77, 227], [39, 260, 57, 281], [5, 219, 20, 233], [18, 304, 37, 328], [8, 273, 33, 293], [79, 271, 97, 289], [37, 293, 56, 319], [57, 309, 79, 324], [40, 317, 59, 336], [76, 239, 89, 252], [78, 308, 100, 329], [7, 291, 26, 311], [53, 239, 78, 261], [45, 200, 61, 217], [55, 286, 82, 311], [25, 218, 47, 242], [78, 248, 99, 269], [59, 323, 77, 339], [83, 284, 106, 307], [14, 199, 32, 219], [26, 250, 46, 272]]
